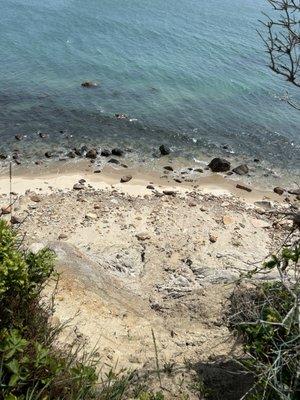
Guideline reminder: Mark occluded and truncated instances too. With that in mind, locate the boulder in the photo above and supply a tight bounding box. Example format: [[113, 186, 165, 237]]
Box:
[[112, 148, 124, 156], [208, 158, 231, 172], [120, 175, 132, 183], [86, 149, 98, 159], [232, 164, 249, 175], [159, 145, 171, 156]]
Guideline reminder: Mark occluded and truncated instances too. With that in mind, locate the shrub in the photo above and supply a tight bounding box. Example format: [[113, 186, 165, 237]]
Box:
[[229, 236, 300, 400]]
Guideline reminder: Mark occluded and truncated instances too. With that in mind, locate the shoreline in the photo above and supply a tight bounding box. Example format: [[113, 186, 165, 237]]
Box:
[[0, 157, 293, 203]]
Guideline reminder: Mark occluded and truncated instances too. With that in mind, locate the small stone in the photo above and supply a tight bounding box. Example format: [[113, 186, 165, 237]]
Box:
[[194, 168, 204, 173], [39, 132, 48, 139], [136, 232, 150, 241], [274, 187, 284, 195], [223, 215, 233, 225], [1, 206, 12, 215], [85, 213, 98, 220], [164, 166, 174, 171], [236, 184, 252, 192], [15, 134, 23, 141], [159, 145, 171, 156], [58, 233, 68, 240], [251, 218, 271, 229], [254, 201, 272, 210], [188, 201, 197, 207], [45, 151, 53, 158], [232, 164, 249, 175], [147, 185, 155, 190], [163, 190, 176, 196], [112, 148, 124, 157], [209, 234, 218, 243], [120, 175, 132, 183], [0, 153, 7, 160], [108, 158, 120, 165], [73, 183, 84, 190], [94, 168, 101, 174], [10, 215, 22, 224], [30, 194, 42, 203]]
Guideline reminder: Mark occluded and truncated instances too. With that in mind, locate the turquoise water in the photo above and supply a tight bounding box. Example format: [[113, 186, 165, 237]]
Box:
[[0, 0, 299, 171]]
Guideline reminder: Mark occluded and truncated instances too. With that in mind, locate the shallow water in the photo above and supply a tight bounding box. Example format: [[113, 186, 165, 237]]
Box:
[[0, 0, 299, 175]]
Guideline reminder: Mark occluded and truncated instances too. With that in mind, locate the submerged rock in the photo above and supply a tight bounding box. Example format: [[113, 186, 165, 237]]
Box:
[[15, 134, 23, 141], [159, 145, 171, 156], [232, 164, 249, 175], [208, 158, 231, 172], [112, 148, 124, 157], [81, 81, 98, 88]]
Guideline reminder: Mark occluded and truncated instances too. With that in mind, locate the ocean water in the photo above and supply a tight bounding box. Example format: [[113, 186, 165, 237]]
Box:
[[0, 0, 299, 173]]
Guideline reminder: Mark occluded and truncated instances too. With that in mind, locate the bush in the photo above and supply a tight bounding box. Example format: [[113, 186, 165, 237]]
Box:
[[229, 237, 300, 400]]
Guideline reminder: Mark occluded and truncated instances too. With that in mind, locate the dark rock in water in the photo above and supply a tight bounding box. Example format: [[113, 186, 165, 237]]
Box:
[[120, 175, 132, 183], [86, 149, 98, 159], [288, 188, 300, 196], [45, 151, 53, 158], [164, 166, 174, 171], [112, 148, 124, 157], [12, 153, 20, 160], [35, 160, 43, 165], [236, 184, 252, 192], [194, 168, 204, 173], [121, 164, 128, 168], [39, 132, 48, 139], [254, 158, 260, 163], [67, 151, 76, 158], [208, 158, 231, 172], [147, 185, 155, 190], [274, 187, 285, 195], [159, 145, 171, 156], [108, 158, 120, 165], [81, 81, 98, 88], [101, 149, 111, 157], [115, 113, 128, 120], [15, 134, 23, 141], [0, 153, 7, 160], [232, 164, 249, 175]]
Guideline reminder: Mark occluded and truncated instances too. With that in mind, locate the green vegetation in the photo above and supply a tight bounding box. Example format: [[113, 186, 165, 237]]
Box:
[[0, 220, 167, 400], [229, 237, 300, 399]]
